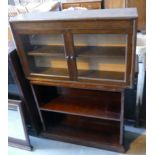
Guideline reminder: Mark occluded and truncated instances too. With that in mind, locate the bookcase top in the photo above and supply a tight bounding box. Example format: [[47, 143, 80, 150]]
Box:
[[10, 8, 138, 23]]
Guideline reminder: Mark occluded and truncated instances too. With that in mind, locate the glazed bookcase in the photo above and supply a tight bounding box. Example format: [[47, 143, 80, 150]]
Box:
[[10, 8, 137, 152]]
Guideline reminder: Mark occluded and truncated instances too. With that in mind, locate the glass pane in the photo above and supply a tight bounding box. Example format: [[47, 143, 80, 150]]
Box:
[[8, 105, 26, 140], [8, 66, 20, 97], [74, 34, 127, 81], [21, 34, 69, 78]]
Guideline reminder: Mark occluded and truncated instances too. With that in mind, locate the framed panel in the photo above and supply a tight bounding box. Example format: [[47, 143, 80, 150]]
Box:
[[10, 9, 137, 89], [8, 99, 32, 150], [16, 33, 70, 79], [73, 33, 128, 83]]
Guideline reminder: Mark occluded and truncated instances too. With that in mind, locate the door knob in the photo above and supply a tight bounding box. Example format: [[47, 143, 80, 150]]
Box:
[[65, 56, 69, 59], [70, 56, 75, 60]]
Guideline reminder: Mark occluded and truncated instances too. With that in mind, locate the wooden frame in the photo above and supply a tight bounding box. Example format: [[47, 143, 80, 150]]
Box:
[[10, 9, 137, 90], [9, 8, 138, 152], [8, 99, 32, 151], [8, 41, 42, 135], [30, 83, 125, 152]]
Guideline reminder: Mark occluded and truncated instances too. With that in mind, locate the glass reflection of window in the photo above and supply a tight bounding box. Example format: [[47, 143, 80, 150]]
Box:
[[74, 34, 127, 81]]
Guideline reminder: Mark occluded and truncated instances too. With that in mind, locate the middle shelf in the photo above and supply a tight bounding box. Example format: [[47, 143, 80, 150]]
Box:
[[27, 45, 126, 59], [34, 85, 122, 121]]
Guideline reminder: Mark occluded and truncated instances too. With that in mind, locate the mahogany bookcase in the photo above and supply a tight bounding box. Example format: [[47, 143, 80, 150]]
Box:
[[10, 8, 137, 152]]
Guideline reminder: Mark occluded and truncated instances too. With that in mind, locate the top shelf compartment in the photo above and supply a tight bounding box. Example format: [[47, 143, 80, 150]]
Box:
[[10, 8, 137, 88], [26, 33, 127, 59], [28, 45, 65, 57]]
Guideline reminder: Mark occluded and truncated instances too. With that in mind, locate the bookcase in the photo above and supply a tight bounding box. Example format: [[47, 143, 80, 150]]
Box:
[[8, 41, 41, 135], [10, 8, 137, 152]]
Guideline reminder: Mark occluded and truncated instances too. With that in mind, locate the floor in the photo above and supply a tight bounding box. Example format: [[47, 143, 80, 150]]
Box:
[[8, 126, 146, 155]]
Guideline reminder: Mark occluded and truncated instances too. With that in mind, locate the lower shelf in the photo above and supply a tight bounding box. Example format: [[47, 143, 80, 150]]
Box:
[[30, 67, 69, 78], [40, 112, 124, 152], [78, 70, 124, 81]]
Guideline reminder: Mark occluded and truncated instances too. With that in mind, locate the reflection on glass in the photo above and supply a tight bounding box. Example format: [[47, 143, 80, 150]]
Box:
[[74, 34, 127, 81], [8, 67, 20, 97], [21, 34, 69, 78], [8, 105, 26, 140], [8, 100, 32, 150]]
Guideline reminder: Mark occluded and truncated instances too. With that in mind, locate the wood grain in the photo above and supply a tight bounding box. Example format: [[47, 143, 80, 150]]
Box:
[[126, 0, 146, 32], [104, 0, 125, 8], [41, 112, 124, 152], [40, 87, 121, 121]]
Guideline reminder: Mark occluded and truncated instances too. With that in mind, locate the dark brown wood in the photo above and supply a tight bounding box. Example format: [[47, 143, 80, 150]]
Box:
[[30, 84, 46, 131], [126, 31, 133, 85], [10, 10, 137, 88], [28, 83, 125, 152], [120, 91, 124, 145], [30, 68, 69, 78], [8, 41, 42, 134], [10, 20, 134, 35], [131, 19, 137, 87], [30, 78, 124, 91], [9, 32, 30, 77], [39, 87, 121, 121], [41, 112, 124, 152], [9, 9, 137, 152], [78, 70, 124, 81], [75, 46, 126, 57], [64, 31, 78, 80], [28, 45, 125, 58], [28, 45, 65, 57]]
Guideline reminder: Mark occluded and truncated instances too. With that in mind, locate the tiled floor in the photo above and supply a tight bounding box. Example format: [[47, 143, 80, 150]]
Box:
[[8, 126, 146, 155]]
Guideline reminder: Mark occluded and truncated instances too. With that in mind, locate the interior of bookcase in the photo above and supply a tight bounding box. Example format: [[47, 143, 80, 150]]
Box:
[[21, 34, 127, 80], [33, 85, 121, 120], [73, 34, 127, 81], [32, 84, 122, 149], [41, 111, 121, 148]]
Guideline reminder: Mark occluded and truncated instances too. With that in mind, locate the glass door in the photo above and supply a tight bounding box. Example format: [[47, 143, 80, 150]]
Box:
[[73, 34, 127, 82], [20, 34, 69, 78]]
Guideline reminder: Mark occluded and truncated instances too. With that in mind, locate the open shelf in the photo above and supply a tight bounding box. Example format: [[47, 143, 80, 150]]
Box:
[[35, 86, 121, 121], [40, 96, 120, 121], [75, 46, 126, 58], [28, 45, 65, 57], [41, 112, 123, 152], [78, 70, 124, 81], [10, 8, 138, 152]]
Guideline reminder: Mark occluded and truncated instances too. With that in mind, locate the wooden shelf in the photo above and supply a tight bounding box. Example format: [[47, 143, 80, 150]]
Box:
[[41, 113, 123, 152], [78, 70, 124, 81], [28, 45, 65, 57], [30, 67, 69, 77], [40, 89, 121, 121], [75, 46, 126, 58], [10, 8, 138, 152], [27, 46, 125, 59]]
